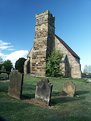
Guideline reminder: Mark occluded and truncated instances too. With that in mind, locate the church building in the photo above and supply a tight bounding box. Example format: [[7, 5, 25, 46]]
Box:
[[24, 10, 81, 78]]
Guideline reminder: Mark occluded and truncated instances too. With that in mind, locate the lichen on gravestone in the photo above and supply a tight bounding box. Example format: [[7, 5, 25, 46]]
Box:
[[35, 78, 53, 106], [8, 70, 23, 99], [62, 80, 76, 97]]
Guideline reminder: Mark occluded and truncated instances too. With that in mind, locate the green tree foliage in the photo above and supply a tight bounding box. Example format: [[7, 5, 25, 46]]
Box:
[[46, 50, 63, 77], [15, 57, 26, 73], [0, 64, 2, 70], [0, 57, 3, 63], [3, 60, 13, 72], [0, 57, 3, 70]]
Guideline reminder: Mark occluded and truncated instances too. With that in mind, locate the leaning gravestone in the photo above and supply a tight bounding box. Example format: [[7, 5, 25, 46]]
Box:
[[63, 81, 76, 97], [8, 70, 23, 99], [35, 78, 53, 106]]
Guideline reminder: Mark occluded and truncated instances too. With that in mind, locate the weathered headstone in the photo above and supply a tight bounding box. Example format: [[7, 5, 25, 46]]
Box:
[[1, 65, 6, 72], [62, 81, 76, 97], [8, 70, 23, 99], [35, 78, 53, 106], [86, 79, 91, 83], [0, 73, 8, 80]]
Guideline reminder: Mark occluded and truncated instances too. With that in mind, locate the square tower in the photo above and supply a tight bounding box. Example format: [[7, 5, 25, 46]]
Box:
[[31, 10, 55, 76]]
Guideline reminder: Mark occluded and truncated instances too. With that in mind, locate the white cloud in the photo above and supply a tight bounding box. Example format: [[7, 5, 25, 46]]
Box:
[[0, 40, 14, 51], [0, 40, 28, 66], [0, 52, 4, 57], [0, 52, 6, 60], [5, 50, 28, 66]]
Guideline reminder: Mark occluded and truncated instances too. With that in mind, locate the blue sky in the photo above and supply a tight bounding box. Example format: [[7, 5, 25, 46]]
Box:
[[0, 0, 91, 71]]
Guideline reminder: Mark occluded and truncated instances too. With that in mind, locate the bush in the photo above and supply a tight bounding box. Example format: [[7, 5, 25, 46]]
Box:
[[46, 50, 63, 77], [15, 58, 26, 73]]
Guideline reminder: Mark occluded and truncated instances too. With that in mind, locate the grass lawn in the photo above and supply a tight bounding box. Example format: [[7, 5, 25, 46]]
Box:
[[0, 75, 91, 121]]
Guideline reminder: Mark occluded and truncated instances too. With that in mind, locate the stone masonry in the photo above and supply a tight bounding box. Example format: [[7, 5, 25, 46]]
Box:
[[24, 10, 81, 78], [25, 10, 55, 76]]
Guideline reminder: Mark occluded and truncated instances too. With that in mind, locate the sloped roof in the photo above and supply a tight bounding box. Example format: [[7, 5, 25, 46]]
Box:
[[55, 35, 80, 59]]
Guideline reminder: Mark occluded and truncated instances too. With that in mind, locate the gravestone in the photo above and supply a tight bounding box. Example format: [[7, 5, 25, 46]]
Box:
[[63, 81, 76, 97], [86, 79, 91, 83], [1, 65, 6, 72], [0, 73, 8, 80], [35, 78, 53, 106], [8, 70, 23, 99]]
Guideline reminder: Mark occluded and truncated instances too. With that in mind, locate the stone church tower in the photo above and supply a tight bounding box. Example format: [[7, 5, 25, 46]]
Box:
[[24, 10, 81, 78], [24, 10, 55, 76]]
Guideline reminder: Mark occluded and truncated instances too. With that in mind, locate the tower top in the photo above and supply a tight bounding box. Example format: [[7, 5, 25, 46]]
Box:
[[36, 10, 54, 18], [36, 10, 55, 27]]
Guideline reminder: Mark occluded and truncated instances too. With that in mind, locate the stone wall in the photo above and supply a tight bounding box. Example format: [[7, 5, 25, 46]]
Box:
[[55, 36, 81, 78], [30, 10, 55, 76], [24, 10, 81, 78]]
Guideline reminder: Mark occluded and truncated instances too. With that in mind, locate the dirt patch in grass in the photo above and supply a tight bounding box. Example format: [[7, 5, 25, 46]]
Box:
[[23, 98, 53, 109]]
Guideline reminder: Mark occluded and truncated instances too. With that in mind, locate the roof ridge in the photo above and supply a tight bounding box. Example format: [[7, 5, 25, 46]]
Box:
[[55, 35, 80, 59]]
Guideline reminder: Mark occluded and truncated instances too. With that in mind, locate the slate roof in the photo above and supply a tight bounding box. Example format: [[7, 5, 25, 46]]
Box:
[[55, 35, 80, 59]]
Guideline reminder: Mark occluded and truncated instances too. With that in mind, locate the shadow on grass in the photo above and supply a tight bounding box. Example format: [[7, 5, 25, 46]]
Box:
[[22, 84, 35, 99], [0, 83, 9, 93], [76, 90, 89, 96], [22, 90, 89, 105], [0, 116, 8, 121], [22, 93, 35, 100], [51, 91, 86, 106]]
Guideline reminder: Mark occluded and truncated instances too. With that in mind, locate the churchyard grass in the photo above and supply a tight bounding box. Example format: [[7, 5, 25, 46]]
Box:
[[0, 75, 91, 121]]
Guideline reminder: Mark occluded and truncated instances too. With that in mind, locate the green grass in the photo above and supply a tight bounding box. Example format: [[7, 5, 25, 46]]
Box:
[[0, 75, 91, 121]]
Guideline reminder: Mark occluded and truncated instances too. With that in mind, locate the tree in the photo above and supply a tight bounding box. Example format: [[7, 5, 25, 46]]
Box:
[[0, 57, 3, 63], [15, 57, 26, 73], [0, 57, 3, 70], [83, 65, 91, 74], [46, 50, 63, 77], [3, 60, 13, 72]]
